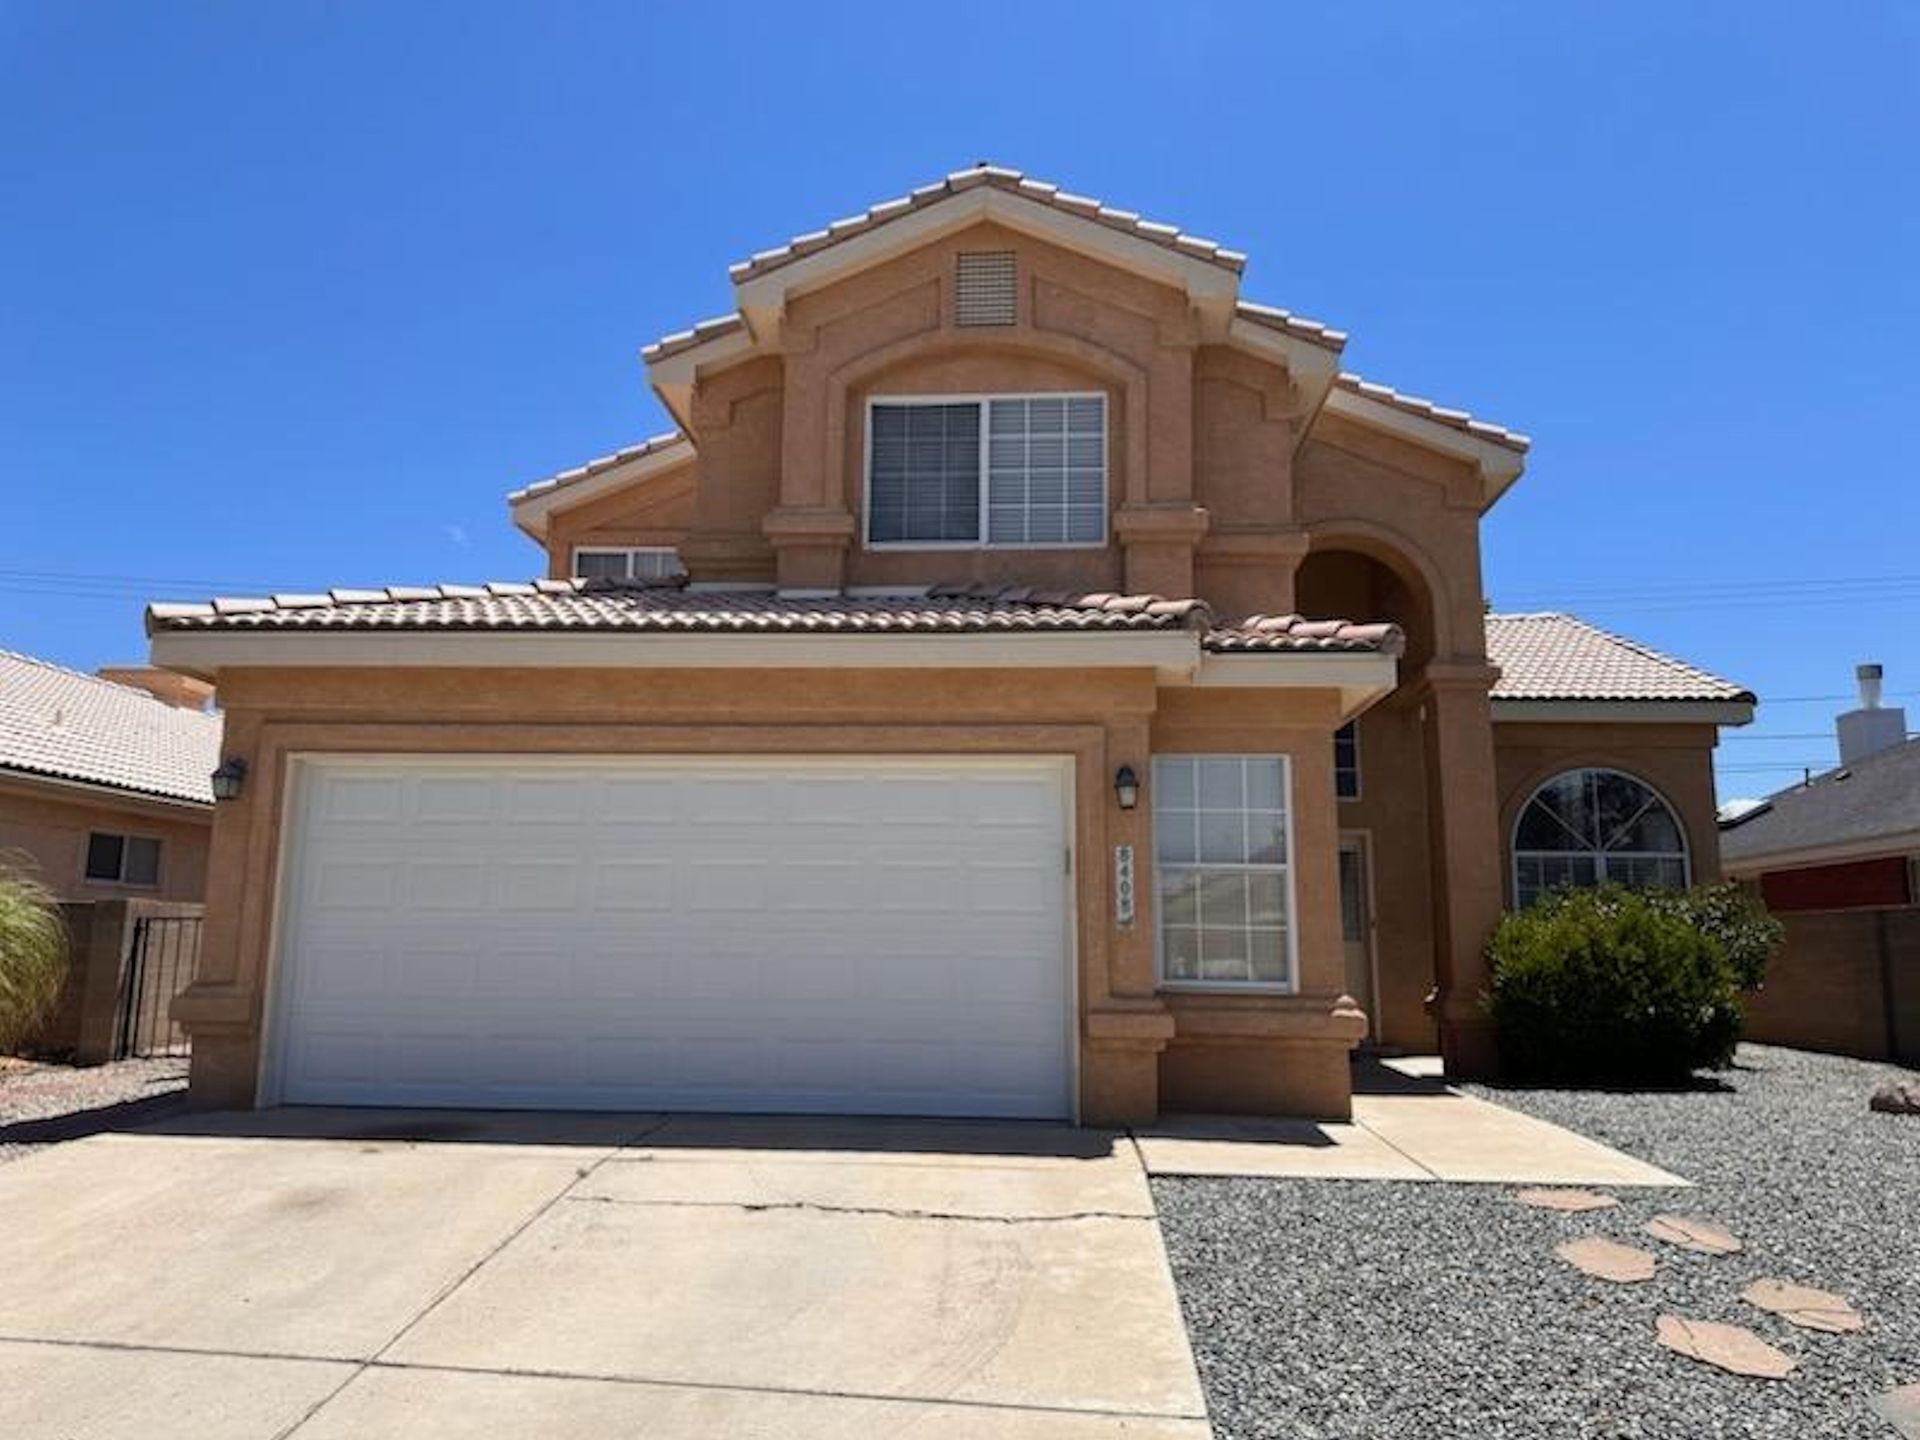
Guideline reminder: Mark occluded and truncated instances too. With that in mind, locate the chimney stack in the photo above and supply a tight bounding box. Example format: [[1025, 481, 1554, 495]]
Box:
[[1836, 662, 1906, 766]]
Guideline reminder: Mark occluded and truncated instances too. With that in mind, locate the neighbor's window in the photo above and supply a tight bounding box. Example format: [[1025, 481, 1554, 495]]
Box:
[[571, 547, 685, 582], [85, 832, 161, 887], [867, 394, 1106, 548], [1153, 756, 1296, 990], [1334, 722, 1360, 800], [1511, 767, 1689, 909]]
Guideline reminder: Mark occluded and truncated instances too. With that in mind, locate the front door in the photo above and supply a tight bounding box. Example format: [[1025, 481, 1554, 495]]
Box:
[[1337, 833, 1376, 1043]]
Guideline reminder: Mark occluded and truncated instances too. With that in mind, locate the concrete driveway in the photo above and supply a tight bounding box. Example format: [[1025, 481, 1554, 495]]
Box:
[[0, 1110, 1208, 1439]]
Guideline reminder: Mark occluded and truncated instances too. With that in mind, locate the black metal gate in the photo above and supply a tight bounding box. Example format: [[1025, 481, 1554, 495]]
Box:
[[114, 915, 200, 1059]]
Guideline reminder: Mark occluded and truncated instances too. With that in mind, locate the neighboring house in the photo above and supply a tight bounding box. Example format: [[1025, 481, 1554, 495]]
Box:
[[145, 165, 1752, 1123], [0, 652, 220, 902], [1721, 665, 1918, 1060]]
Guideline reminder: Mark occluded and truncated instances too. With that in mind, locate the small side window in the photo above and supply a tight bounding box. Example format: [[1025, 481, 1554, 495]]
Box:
[[83, 832, 161, 887], [571, 547, 684, 581], [84, 832, 125, 882], [1334, 723, 1360, 801]]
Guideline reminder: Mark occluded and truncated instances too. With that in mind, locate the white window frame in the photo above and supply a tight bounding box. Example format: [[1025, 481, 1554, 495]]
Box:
[[571, 546, 684, 581], [862, 392, 1109, 551], [1151, 754, 1300, 995], [84, 830, 162, 889], [1510, 766, 1691, 908], [1334, 722, 1361, 802]]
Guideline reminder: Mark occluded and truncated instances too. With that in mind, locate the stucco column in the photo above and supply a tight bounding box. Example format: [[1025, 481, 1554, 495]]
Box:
[[1417, 663, 1506, 1078]]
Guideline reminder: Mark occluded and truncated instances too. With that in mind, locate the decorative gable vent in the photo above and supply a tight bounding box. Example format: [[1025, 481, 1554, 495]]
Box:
[[955, 251, 1017, 327]]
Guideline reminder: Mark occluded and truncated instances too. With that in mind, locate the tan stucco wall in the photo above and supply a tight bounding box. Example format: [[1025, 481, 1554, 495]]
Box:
[[515, 222, 1525, 1077], [0, 775, 211, 904], [176, 667, 1363, 1122]]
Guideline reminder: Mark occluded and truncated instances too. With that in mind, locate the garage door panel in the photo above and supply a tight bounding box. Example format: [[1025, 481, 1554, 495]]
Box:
[[275, 758, 1072, 1117]]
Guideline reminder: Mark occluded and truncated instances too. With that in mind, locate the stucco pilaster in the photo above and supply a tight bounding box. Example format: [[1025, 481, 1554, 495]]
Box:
[[1416, 663, 1505, 1077]]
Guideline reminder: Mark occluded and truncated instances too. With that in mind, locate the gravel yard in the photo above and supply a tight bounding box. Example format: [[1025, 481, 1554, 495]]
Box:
[[1154, 1044, 1920, 1439], [0, 1056, 189, 1166]]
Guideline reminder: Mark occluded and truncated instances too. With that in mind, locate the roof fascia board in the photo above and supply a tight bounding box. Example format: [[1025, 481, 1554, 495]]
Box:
[[646, 325, 758, 433], [1225, 316, 1340, 422], [506, 438, 698, 540], [1321, 386, 1527, 508], [1191, 651, 1400, 718], [730, 188, 1242, 348], [151, 628, 1203, 679], [1722, 827, 1920, 877], [1491, 699, 1756, 726], [0, 763, 212, 814]]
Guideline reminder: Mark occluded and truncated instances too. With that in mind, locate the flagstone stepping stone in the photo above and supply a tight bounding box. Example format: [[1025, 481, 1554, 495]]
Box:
[[1741, 1278, 1864, 1333], [1656, 1315, 1796, 1379], [1514, 1187, 1618, 1213], [1871, 1383, 1920, 1438], [1645, 1214, 1742, 1254], [1556, 1236, 1657, 1283]]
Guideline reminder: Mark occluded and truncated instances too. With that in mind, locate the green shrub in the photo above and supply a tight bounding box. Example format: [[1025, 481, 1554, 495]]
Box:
[[1486, 885, 1741, 1083], [0, 857, 68, 1054], [1647, 881, 1782, 991]]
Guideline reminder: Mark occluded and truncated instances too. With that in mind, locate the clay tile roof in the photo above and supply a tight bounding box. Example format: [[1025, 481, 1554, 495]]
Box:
[[1234, 300, 1349, 352], [0, 650, 222, 805], [727, 163, 1248, 285], [1334, 372, 1531, 453], [144, 581, 1404, 659], [639, 314, 750, 364], [506, 431, 692, 506], [1204, 615, 1407, 656], [1484, 613, 1752, 703]]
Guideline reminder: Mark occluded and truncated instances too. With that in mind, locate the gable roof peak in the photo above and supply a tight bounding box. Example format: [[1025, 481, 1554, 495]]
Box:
[[726, 163, 1250, 286]]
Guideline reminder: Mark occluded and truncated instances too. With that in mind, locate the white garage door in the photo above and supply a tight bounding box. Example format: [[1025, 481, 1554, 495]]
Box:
[[270, 756, 1073, 1118]]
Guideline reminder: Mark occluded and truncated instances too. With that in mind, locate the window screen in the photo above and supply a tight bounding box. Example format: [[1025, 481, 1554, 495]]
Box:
[[867, 402, 982, 544]]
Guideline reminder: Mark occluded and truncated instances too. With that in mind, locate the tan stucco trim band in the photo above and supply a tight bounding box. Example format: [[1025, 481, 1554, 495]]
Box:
[[1491, 699, 1755, 726]]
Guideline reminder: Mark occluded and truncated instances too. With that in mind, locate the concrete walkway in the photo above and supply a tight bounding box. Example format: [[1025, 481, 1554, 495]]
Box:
[[1133, 1059, 1687, 1186], [0, 1110, 1208, 1439]]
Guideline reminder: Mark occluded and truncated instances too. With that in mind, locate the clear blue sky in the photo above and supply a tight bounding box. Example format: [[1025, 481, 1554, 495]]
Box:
[[4, 3, 1916, 798]]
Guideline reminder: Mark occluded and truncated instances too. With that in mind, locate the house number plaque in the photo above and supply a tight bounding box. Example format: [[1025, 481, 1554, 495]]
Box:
[[1114, 844, 1136, 928]]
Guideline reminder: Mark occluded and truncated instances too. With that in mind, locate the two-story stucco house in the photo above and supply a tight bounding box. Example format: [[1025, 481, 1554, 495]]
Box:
[[147, 166, 1753, 1123]]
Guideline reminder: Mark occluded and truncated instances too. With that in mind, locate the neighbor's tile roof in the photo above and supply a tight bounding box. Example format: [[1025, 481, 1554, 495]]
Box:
[[728, 164, 1249, 286], [147, 581, 1404, 656], [0, 650, 221, 805], [507, 431, 690, 506], [1485, 613, 1752, 704], [1334, 372, 1531, 453]]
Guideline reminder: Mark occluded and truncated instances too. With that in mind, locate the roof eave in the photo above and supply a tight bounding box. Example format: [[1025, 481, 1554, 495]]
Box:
[[505, 436, 698, 541], [1320, 385, 1528, 508], [1722, 826, 1920, 877], [1490, 697, 1756, 726]]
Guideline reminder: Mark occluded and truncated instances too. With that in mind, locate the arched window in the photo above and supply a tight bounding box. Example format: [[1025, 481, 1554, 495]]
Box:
[[1512, 768, 1689, 909]]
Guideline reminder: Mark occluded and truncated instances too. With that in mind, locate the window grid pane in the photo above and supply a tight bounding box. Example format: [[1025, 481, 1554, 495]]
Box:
[[1511, 768, 1690, 907], [869, 402, 981, 544], [1152, 757, 1293, 990], [985, 395, 1105, 545]]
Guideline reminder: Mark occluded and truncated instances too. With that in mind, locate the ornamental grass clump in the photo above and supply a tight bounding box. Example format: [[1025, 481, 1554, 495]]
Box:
[[0, 856, 68, 1054], [1486, 885, 1741, 1084]]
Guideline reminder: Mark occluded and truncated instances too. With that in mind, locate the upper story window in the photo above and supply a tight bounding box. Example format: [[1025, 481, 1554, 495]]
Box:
[[1334, 722, 1360, 800], [572, 547, 685, 582], [866, 393, 1107, 549], [86, 831, 161, 887]]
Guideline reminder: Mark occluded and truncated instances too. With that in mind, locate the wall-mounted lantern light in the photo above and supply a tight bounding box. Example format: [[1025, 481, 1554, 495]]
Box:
[[210, 757, 249, 802], [1114, 764, 1140, 811]]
